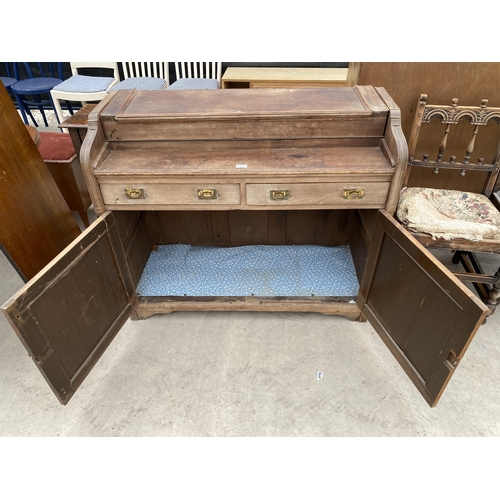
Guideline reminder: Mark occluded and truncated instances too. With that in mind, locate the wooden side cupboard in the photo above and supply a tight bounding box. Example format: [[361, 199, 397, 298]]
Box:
[[1, 86, 489, 407], [221, 64, 361, 89]]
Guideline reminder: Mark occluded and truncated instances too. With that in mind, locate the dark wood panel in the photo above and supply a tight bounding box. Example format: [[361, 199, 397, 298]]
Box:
[[348, 210, 373, 283], [143, 210, 352, 247], [267, 211, 287, 245], [45, 159, 92, 215], [0, 83, 81, 281], [228, 211, 269, 245], [145, 211, 214, 245], [209, 211, 231, 246], [1, 213, 134, 404], [286, 210, 349, 246], [358, 210, 487, 407], [116, 212, 151, 289], [358, 62, 500, 191], [114, 211, 143, 248], [366, 233, 462, 381], [407, 166, 488, 193]]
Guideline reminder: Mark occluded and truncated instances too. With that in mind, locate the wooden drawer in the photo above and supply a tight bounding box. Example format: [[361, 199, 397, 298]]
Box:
[[100, 183, 241, 206], [246, 182, 391, 207]]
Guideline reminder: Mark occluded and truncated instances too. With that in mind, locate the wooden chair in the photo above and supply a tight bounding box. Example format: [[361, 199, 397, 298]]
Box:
[[398, 94, 500, 316], [167, 62, 222, 90], [50, 62, 120, 124]]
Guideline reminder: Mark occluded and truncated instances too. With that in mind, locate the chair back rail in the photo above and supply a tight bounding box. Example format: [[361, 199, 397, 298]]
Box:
[[174, 62, 222, 83], [13, 62, 64, 81], [121, 62, 169, 85], [404, 94, 500, 197]]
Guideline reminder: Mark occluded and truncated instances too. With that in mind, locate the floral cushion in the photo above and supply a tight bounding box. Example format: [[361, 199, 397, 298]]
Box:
[[397, 187, 500, 242]]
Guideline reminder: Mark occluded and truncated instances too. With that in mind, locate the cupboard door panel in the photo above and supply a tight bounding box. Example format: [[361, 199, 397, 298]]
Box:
[[1, 212, 134, 405], [358, 210, 488, 407]]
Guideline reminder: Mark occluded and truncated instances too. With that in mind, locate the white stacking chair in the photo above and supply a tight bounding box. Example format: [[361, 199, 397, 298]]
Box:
[[51, 62, 120, 124], [108, 62, 170, 91]]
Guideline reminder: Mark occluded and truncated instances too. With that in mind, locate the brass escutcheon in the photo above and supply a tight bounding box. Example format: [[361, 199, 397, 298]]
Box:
[[197, 188, 218, 200], [270, 189, 289, 201], [342, 188, 365, 200], [125, 188, 145, 199]]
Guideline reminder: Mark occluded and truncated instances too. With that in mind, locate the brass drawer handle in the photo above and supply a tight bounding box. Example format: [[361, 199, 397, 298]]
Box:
[[197, 188, 218, 200], [270, 189, 289, 201], [342, 188, 365, 200], [125, 188, 145, 199]]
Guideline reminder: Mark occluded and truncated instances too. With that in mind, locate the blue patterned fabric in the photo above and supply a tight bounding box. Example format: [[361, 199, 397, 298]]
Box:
[[166, 78, 219, 90], [109, 77, 167, 91], [52, 75, 115, 93], [137, 245, 359, 297]]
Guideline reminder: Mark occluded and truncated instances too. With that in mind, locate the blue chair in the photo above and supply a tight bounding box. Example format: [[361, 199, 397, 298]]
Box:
[[10, 63, 72, 127], [0, 63, 17, 92], [1, 63, 38, 126]]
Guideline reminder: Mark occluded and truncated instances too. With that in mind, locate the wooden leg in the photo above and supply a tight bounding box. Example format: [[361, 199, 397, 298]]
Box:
[[51, 94, 65, 127], [485, 267, 500, 315], [78, 210, 90, 228], [453, 251, 499, 316]]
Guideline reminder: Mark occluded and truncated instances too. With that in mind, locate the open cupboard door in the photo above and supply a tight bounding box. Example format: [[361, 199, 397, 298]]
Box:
[[358, 210, 489, 407], [1, 212, 136, 405]]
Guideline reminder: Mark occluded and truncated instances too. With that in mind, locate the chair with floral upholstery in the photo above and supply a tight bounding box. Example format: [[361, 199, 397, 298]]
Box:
[[397, 94, 500, 317]]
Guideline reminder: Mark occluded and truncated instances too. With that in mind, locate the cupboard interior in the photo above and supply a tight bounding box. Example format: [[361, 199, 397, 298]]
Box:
[[118, 208, 372, 317]]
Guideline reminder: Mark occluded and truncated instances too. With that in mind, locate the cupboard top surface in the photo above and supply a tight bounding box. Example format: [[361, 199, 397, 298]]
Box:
[[100, 86, 389, 122]]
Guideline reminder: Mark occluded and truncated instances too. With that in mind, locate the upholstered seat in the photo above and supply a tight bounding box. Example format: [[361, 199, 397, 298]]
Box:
[[108, 63, 170, 93], [167, 77, 219, 90], [38, 132, 92, 227], [397, 187, 500, 242], [50, 63, 120, 124], [38, 131, 76, 161], [52, 75, 115, 94], [168, 63, 222, 90], [109, 76, 168, 91]]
